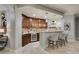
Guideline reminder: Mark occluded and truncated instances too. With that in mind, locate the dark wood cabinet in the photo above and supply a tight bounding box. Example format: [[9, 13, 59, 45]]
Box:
[[22, 34, 31, 47], [22, 14, 47, 28], [37, 33, 39, 41], [22, 33, 40, 47], [31, 19, 47, 28], [22, 16, 30, 28], [39, 19, 47, 28], [31, 19, 39, 28]]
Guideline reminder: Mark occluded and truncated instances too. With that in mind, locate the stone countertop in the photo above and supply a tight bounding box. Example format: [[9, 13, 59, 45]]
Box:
[[40, 30, 63, 33], [22, 29, 63, 34]]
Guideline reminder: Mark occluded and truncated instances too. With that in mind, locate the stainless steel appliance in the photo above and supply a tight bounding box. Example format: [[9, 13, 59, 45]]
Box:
[[31, 33, 37, 42]]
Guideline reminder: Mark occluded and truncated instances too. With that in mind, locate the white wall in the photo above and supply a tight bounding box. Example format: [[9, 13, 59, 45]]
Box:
[[15, 7, 22, 49], [63, 14, 75, 41], [47, 18, 63, 28]]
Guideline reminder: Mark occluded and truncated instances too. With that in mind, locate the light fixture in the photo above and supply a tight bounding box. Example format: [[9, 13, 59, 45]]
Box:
[[46, 19, 48, 22], [0, 28, 5, 33], [52, 21, 56, 25], [44, 15, 47, 19], [33, 14, 36, 17], [0, 28, 5, 37], [45, 12, 48, 14], [1, 13, 5, 19], [44, 15, 48, 22], [30, 18, 32, 21]]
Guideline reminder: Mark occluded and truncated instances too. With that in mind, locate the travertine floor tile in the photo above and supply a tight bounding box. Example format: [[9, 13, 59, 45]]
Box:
[[1, 41, 79, 54]]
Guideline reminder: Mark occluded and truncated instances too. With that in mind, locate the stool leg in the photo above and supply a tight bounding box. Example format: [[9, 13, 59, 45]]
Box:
[[48, 40, 50, 47], [65, 38, 68, 44], [63, 39, 65, 46], [56, 41, 58, 48], [52, 41, 54, 49], [60, 40, 63, 47]]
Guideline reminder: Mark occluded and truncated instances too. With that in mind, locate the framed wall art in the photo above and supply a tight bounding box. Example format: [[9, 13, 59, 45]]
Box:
[[64, 22, 71, 31]]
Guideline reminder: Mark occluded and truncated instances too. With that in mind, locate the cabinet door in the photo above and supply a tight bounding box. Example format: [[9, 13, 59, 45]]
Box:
[[22, 34, 31, 47], [39, 19, 47, 28], [22, 17, 30, 28], [31, 19, 36, 28], [31, 19, 39, 28], [37, 33, 39, 41]]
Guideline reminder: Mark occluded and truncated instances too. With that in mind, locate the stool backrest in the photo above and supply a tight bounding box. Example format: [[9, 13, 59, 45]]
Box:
[[58, 32, 68, 40], [48, 33, 59, 41]]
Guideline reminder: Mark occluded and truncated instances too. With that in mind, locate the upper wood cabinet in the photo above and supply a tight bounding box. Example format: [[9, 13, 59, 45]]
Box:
[[22, 16, 30, 28], [31, 19, 39, 28], [22, 14, 47, 28], [39, 19, 47, 28]]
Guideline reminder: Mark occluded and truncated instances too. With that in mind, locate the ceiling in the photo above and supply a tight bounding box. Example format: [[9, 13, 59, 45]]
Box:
[[20, 6, 62, 20], [16, 4, 79, 19], [41, 4, 79, 15], [16, 4, 79, 15]]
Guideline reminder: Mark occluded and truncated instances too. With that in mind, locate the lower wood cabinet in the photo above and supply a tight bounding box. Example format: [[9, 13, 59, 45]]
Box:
[[22, 34, 31, 47], [37, 33, 39, 41], [22, 33, 40, 47]]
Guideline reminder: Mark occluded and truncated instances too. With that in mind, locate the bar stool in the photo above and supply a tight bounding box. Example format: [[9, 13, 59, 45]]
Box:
[[48, 33, 59, 49], [58, 33, 68, 47]]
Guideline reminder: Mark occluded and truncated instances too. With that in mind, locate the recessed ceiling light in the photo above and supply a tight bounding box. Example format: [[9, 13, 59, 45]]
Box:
[[33, 14, 36, 17], [45, 12, 48, 14], [30, 18, 32, 21], [44, 15, 47, 19]]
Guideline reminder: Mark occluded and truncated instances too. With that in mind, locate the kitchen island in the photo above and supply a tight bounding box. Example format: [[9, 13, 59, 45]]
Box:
[[39, 30, 63, 49]]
